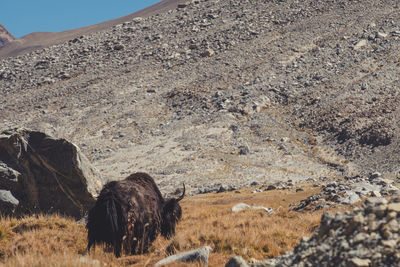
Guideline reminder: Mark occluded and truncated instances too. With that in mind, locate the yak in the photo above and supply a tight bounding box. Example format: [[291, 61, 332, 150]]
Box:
[[86, 172, 185, 257]]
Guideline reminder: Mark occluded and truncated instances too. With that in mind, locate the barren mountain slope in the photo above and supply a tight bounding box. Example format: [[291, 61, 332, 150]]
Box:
[[1, 0, 399, 194], [0, 25, 15, 47], [0, 0, 179, 58]]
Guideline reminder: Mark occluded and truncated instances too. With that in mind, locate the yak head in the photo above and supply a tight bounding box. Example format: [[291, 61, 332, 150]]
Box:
[[160, 183, 185, 238]]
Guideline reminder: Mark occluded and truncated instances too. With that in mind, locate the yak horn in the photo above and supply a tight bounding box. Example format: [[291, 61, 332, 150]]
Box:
[[177, 183, 185, 202]]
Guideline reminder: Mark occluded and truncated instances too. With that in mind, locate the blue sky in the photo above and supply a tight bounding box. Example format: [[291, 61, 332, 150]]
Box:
[[1, 0, 161, 38]]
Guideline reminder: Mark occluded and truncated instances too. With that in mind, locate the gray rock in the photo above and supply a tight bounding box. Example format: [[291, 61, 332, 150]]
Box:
[[369, 172, 382, 180], [0, 163, 20, 194], [266, 185, 277, 190], [232, 203, 251, 212], [200, 48, 215, 57], [365, 197, 388, 207], [238, 145, 250, 155], [74, 256, 101, 267], [348, 258, 371, 267], [354, 39, 367, 50], [353, 232, 369, 244], [155, 246, 212, 266], [376, 32, 388, 39], [293, 177, 399, 211], [0, 189, 18, 205], [225, 256, 250, 267], [113, 44, 125, 51], [381, 239, 396, 249], [252, 206, 274, 214], [387, 202, 400, 212], [177, 2, 191, 9], [232, 203, 274, 214], [339, 191, 360, 204], [370, 190, 381, 197], [0, 189, 19, 214]]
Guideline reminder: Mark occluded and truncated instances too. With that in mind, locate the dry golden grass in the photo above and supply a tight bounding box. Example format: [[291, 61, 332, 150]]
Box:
[[0, 186, 346, 267]]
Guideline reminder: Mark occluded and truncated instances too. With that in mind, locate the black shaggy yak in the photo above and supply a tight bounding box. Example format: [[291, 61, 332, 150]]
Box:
[[86, 172, 185, 257]]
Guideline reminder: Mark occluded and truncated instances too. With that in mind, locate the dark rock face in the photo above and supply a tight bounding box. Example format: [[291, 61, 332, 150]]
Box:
[[0, 128, 104, 218], [0, 25, 15, 47]]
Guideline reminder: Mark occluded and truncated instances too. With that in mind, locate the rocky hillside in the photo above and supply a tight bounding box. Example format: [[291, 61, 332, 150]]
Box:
[[0, 0, 179, 58], [0, 25, 15, 47], [1, 0, 399, 195]]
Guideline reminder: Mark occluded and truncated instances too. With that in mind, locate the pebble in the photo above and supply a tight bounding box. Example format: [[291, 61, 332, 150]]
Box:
[[354, 39, 367, 50], [200, 48, 215, 57]]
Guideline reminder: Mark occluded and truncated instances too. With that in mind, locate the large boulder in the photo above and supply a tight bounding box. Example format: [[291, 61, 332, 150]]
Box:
[[0, 128, 104, 218]]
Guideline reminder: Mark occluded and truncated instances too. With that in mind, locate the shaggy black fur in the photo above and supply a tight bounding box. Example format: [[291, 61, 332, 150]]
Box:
[[86, 172, 184, 257]]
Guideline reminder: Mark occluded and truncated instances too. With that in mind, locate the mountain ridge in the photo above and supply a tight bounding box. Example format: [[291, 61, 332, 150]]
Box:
[[0, 24, 15, 48], [0, 0, 179, 58]]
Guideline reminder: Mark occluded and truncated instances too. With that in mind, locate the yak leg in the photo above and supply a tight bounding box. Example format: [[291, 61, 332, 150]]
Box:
[[143, 229, 157, 253], [139, 230, 149, 254], [86, 239, 95, 254], [142, 240, 150, 254], [130, 237, 138, 255], [130, 224, 142, 254], [114, 240, 122, 258]]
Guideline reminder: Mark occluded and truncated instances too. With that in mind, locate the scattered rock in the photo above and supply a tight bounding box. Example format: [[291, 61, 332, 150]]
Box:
[[0, 189, 19, 214], [261, 181, 293, 191], [0, 161, 20, 184], [238, 145, 250, 155], [387, 202, 400, 212], [200, 48, 215, 57], [74, 256, 101, 267], [59, 72, 71, 79], [225, 256, 250, 267], [232, 203, 251, 212], [155, 246, 212, 266], [113, 44, 125, 51], [376, 32, 388, 39], [252, 206, 274, 214], [232, 203, 274, 214], [177, 2, 191, 9], [215, 185, 237, 194], [354, 39, 367, 50], [348, 258, 371, 267], [370, 172, 382, 180], [266, 185, 277, 190], [292, 176, 399, 211]]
